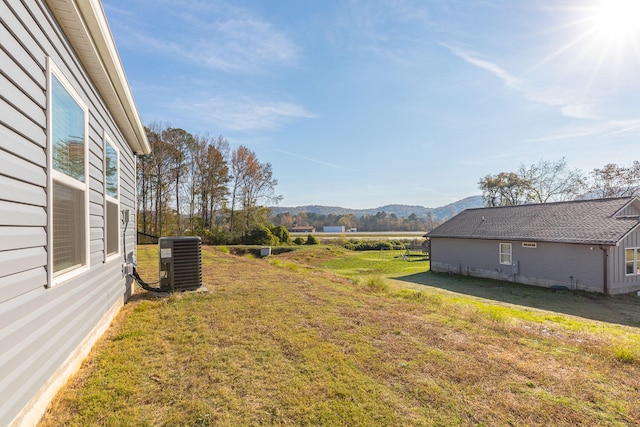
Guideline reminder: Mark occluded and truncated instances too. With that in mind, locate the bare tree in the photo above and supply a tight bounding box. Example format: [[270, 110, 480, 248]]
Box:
[[229, 146, 254, 234], [518, 157, 586, 203], [241, 159, 281, 233], [480, 158, 587, 207], [590, 162, 640, 198]]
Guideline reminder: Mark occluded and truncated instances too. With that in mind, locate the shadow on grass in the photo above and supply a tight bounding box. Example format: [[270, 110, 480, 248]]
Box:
[[394, 271, 640, 328]]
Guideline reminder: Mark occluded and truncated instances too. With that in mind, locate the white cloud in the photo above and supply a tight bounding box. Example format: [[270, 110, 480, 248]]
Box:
[[520, 119, 640, 143], [177, 96, 315, 132], [443, 44, 520, 88], [272, 148, 355, 171], [560, 104, 597, 119], [108, 1, 297, 73], [607, 119, 640, 135], [442, 43, 599, 120], [179, 18, 297, 72], [329, 0, 432, 57]]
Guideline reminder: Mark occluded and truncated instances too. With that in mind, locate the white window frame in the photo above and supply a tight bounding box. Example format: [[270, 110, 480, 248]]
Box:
[[104, 132, 120, 261], [499, 243, 512, 265], [625, 247, 640, 276], [47, 58, 90, 287], [522, 242, 537, 248]]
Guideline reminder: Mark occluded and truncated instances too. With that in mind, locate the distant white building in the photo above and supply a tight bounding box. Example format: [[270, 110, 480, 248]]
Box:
[[323, 226, 346, 233], [289, 226, 315, 233]]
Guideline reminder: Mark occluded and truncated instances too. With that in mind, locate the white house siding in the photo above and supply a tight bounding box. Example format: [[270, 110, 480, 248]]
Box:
[[0, 0, 137, 425], [430, 238, 605, 292]]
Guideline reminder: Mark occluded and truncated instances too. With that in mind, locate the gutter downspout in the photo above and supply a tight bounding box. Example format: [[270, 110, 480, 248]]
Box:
[[599, 246, 609, 295]]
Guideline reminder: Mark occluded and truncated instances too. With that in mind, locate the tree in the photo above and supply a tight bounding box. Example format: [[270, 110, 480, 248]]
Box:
[[136, 145, 152, 235], [518, 157, 586, 203], [338, 214, 355, 230], [135, 123, 280, 244], [478, 172, 529, 207], [195, 136, 229, 234], [270, 225, 292, 245], [229, 146, 254, 234], [479, 158, 587, 207], [163, 127, 194, 235], [590, 162, 640, 198], [229, 145, 282, 237], [144, 122, 175, 236]]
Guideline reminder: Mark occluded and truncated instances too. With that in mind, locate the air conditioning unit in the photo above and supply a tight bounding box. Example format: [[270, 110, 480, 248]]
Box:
[[159, 236, 202, 292]]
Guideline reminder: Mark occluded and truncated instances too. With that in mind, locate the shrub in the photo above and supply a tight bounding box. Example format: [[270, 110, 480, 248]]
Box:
[[245, 225, 279, 246], [271, 225, 292, 245], [305, 234, 319, 245], [199, 228, 234, 245], [343, 242, 356, 250], [342, 240, 404, 251], [293, 237, 305, 245]]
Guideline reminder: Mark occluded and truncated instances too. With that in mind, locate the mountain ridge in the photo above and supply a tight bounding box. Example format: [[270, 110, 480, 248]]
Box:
[[269, 195, 483, 221]]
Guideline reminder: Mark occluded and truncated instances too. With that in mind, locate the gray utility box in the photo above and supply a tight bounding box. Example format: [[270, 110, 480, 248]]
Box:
[[159, 236, 203, 292]]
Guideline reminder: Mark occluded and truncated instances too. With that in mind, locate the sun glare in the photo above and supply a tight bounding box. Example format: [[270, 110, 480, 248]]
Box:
[[591, 0, 640, 42]]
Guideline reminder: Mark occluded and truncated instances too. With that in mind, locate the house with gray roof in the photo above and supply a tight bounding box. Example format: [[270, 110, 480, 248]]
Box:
[[1, 0, 150, 425], [425, 197, 640, 295]]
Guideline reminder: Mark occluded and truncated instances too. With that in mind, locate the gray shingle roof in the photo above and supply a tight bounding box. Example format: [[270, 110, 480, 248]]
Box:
[[426, 197, 640, 245]]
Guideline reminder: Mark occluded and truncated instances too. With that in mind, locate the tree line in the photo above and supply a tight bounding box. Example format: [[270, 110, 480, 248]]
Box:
[[137, 123, 281, 244], [478, 158, 640, 207], [270, 211, 441, 232]]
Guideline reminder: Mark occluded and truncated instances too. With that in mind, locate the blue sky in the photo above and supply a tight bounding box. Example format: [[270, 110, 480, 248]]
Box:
[[103, 0, 640, 209]]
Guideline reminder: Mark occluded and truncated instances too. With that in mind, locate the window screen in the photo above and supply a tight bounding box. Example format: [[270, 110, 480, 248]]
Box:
[[106, 200, 119, 256], [53, 181, 86, 273]]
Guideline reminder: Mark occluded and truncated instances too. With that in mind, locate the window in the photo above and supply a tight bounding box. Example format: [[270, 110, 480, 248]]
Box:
[[625, 248, 640, 275], [105, 136, 119, 258], [499, 243, 512, 265], [49, 63, 89, 280], [522, 242, 537, 248]]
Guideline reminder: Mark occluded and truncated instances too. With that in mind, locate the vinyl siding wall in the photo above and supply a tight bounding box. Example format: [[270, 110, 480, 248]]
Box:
[[430, 238, 606, 293], [0, 0, 136, 425], [609, 230, 640, 294]]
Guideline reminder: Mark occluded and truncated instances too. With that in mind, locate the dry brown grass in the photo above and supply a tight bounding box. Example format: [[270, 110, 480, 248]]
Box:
[[39, 245, 640, 426]]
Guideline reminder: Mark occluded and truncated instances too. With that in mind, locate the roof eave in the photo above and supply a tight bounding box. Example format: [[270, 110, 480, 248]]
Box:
[[427, 235, 622, 246], [614, 221, 640, 246], [45, 0, 150, 155], [612, 196, 640, 217]]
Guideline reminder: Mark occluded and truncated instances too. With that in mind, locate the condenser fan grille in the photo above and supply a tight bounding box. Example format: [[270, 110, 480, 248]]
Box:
[[159, 237, 202, 292]]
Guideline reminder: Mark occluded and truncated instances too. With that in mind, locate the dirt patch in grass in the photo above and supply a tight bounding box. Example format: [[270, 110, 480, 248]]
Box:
[[39, 246, 640, 426]]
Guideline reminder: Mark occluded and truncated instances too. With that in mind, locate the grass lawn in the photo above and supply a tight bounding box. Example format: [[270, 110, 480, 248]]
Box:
[[40, 245, 640, 426]]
